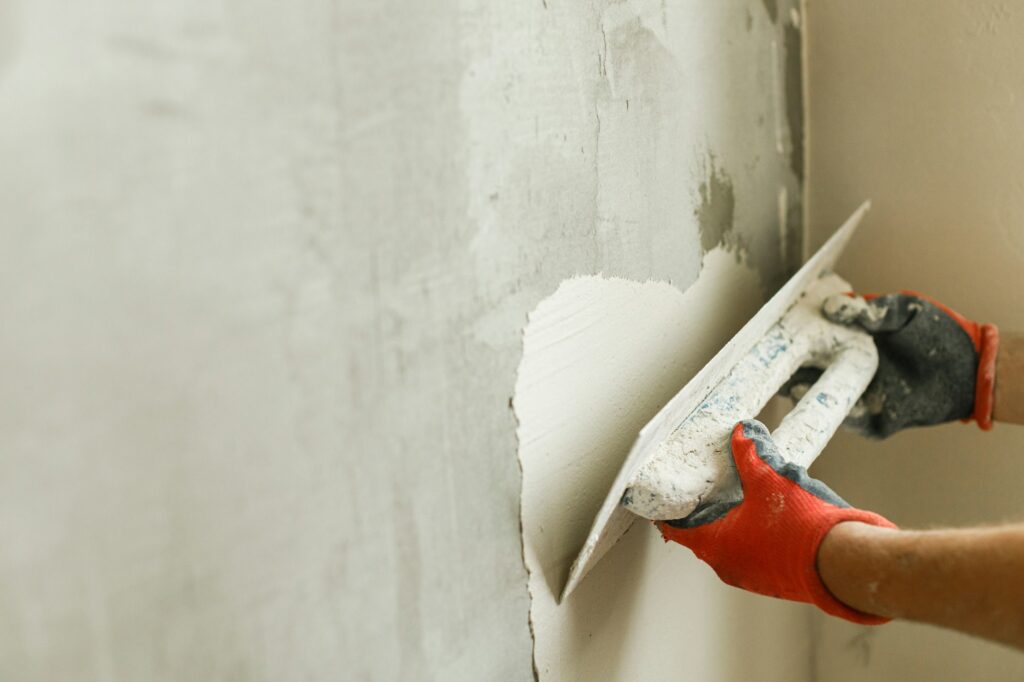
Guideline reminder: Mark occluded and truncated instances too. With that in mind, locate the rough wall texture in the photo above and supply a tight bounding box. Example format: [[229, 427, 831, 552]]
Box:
[[806, 1, 1024, 679], [0, 0, 801, 679], [515, 248, 831, 681]]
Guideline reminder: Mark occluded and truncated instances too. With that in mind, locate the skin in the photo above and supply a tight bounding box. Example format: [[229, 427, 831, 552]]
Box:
[[819, 522, 1024, 649], [994, 333, 1024, 425], [817, 334, 1024, 649]]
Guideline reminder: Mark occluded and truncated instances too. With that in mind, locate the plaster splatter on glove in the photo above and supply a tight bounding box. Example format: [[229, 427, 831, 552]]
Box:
[[658, 420, 896, 625], [782, 292, 998, 438]]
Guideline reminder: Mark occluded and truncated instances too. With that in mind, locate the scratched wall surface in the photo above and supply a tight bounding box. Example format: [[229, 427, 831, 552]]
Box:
[[0, 0, 801, 679], [806, 1, 1024, 679]]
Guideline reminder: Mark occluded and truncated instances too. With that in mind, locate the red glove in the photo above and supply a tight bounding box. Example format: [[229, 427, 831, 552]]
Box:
[[657, 420, 897, 625]]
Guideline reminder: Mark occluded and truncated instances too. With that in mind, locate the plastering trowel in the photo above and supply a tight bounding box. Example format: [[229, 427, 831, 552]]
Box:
[[560, 202, 877, 601]]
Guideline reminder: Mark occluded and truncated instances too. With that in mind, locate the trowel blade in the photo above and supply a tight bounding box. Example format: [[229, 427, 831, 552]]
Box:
[[559, 201, 871, 602]]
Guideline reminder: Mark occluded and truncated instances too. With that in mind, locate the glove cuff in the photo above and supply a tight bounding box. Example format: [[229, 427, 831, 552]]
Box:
[[807, 510, 898, 626], [973, 323, 999, 431]]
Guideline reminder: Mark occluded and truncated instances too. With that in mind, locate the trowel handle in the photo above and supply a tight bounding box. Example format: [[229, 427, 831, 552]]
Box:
[[771, 331, 878, 469], [621, 280, 879, 523]]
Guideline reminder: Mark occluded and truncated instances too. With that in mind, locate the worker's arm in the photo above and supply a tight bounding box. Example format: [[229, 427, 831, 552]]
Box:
[[819, 521, 1024, 650], [994, 332, 1024, 425], [663, 421, 1024, 651]]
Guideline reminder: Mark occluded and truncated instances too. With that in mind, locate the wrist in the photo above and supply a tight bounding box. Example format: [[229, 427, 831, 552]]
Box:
[[810, 513, 896, 624], [818, 521, 900, 621], [993, 332, 1024, 424]]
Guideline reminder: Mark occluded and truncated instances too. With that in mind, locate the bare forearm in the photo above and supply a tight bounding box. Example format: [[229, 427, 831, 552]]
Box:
[[994, 332, 1024, 425], [818, 522, 1024, 649]]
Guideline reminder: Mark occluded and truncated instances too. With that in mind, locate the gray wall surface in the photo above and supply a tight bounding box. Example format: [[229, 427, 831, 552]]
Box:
[[0, 1, 802, 679]]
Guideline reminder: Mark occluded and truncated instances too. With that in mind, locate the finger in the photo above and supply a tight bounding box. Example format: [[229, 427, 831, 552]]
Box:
[[822, 294, 890, 331], [729, 419, 781, 480], [732, 421, 854, 508], [656, 519, 720, 560], [780, 366, 824, 400], [662, 493, 741, 529], [822, 293, 917, 333], [841, 384, 887, 437], [841, 407, 877, 438]]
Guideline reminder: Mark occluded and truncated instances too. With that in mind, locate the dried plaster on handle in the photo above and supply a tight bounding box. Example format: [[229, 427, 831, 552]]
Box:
[[622, 273, 878, 521]]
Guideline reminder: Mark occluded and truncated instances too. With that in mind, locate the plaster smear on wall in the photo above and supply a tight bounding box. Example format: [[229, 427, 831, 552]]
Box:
[[514, 247, 810, 681]]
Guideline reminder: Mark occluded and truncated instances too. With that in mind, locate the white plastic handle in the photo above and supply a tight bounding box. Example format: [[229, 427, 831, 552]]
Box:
[[771, 333, 877, 468]]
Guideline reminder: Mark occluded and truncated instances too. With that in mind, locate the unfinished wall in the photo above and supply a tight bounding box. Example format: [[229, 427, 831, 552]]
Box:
[[516, 250, 807, 680], [0, 0, 802, 679], [806, 1, 1024, 678]]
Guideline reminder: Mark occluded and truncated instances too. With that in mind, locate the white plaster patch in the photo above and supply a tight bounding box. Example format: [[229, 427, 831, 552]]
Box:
[[513, 248, 808, 680]]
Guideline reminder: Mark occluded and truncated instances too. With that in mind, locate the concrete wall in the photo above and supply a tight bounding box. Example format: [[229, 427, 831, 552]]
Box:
[[0, 1, 802, 679], [806, 1, 1024, 678]]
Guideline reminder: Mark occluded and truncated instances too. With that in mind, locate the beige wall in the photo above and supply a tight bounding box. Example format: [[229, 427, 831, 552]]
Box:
[[806, 1, 1024, 678]]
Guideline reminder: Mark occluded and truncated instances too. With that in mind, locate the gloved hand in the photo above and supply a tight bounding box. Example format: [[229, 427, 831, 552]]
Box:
[[658, 420, 896, 625], [782, 291, 999, 438]]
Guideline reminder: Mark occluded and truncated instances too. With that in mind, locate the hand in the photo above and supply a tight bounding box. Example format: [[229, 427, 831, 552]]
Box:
[[782, 291, 999, 438], [657, 420, 896, 624]]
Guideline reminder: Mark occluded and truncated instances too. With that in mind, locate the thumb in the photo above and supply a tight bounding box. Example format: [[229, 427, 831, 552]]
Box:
[[729, 419, 776, 482], [656, 516, 722, 560], [780, 366, 824, 401], [822, 293, 913, 333]]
